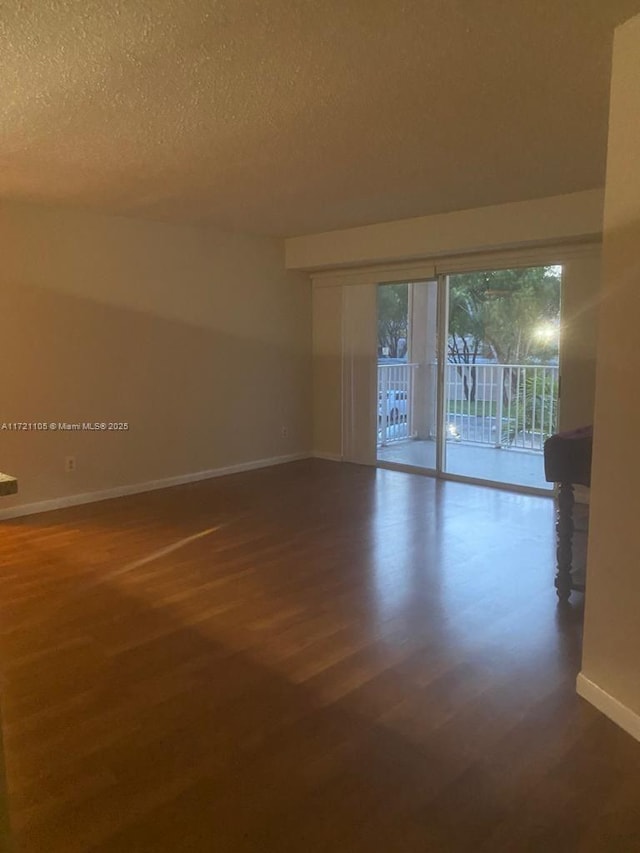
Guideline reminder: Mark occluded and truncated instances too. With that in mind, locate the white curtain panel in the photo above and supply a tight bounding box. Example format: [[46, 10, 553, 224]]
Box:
[[341, 283, 377, 465]]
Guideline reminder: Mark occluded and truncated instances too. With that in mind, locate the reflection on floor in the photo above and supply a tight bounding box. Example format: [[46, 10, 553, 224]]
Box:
[[0, 460, 633, 852], [377, 439, 551, 490]]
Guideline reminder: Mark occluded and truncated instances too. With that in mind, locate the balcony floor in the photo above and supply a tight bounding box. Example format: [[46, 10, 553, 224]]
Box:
[[377, 439, 551, 491]]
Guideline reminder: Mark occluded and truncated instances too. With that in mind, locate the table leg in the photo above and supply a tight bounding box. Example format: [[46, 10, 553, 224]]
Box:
[[555, 481, 574, 602]]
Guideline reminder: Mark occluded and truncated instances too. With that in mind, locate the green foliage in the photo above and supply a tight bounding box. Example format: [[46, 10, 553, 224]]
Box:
[[448, 266, 561, 366], [500, 369, 559, 445], [377, 283, 408, 357]]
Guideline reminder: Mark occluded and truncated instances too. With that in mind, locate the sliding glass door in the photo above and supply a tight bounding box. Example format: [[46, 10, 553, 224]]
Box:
[[376, 280, 439, 471], [374, 265, 561, 492], [442, 265, 560, 491]]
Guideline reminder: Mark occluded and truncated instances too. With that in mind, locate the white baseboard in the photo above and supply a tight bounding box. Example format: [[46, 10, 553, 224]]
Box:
[[312, 451, 343, 462], [0, 453, 310, 521], [576, 673, 640, 742]]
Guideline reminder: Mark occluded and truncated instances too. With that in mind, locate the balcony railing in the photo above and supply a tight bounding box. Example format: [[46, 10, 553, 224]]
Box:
[[378, 362, 559, 451], [377, 363, 419, 445], [447, 363, 558, 450]]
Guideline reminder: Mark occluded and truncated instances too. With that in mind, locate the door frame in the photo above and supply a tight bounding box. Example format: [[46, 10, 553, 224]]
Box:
[[311, 241, 599, 497], [375, 269, 560, 497]]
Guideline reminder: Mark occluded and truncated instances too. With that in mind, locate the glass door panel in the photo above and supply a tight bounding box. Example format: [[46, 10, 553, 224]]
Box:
[[376, 280, 439, 471], [442, 265, 561, 490]]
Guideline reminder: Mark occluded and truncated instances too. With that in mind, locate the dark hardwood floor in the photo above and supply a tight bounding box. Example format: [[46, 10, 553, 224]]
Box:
[[0, 460, 638, 852]]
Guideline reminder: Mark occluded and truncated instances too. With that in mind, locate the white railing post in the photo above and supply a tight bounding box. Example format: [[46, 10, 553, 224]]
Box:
[[380, 366, 389, 446], [407, 364, 418, 438], [495, 365, 504, 448], [531, 367, 538, 449]]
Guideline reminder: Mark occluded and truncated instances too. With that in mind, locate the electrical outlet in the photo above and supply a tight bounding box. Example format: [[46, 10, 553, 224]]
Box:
[[65, 455, 76, 473], [281, 426, 288, 439]]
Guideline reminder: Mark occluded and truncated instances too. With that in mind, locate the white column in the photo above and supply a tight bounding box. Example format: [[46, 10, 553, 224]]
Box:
[[408, 281, 438, 440], [580, 12, 640, 738]]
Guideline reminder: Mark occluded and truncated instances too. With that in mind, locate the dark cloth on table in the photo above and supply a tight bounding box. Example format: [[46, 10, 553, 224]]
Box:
[[544, 425, 593, 487]]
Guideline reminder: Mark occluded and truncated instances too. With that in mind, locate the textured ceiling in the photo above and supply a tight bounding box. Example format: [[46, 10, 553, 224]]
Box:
[[1, 0, 639, 236]]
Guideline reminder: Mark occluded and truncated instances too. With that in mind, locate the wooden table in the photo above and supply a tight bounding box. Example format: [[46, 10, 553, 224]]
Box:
[[544, 427, 592, 602], [0, 474, 17, 498]]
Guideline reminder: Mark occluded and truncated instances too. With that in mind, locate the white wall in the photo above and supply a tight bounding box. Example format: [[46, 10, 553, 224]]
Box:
[[286, 190, 603, 271], [559, 253, 602, 431], [579, 12, 640, 738], [0, 202, 311, 513]]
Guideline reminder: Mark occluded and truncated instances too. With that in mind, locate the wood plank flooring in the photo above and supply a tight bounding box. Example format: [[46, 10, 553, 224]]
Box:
[[0, 460, 638, 852]]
